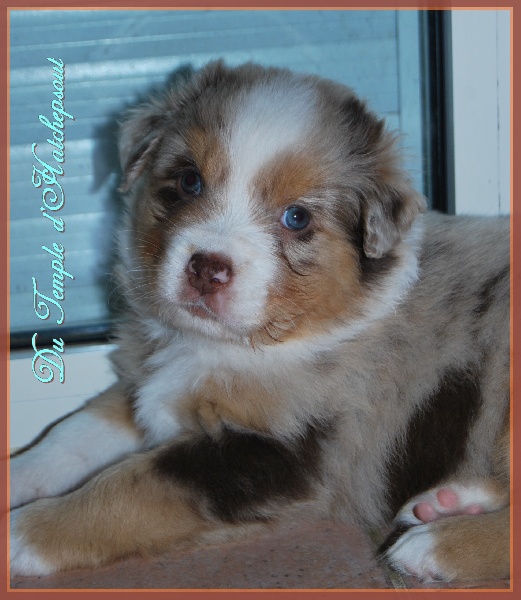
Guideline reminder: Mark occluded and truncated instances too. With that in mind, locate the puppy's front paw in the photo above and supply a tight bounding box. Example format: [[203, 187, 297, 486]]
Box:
[[10, 507, 55, 576], [383, 482, 510, 582], [384, 523, 447, 581], [384, 509, 510, 583], [394, 481, 506, 527]]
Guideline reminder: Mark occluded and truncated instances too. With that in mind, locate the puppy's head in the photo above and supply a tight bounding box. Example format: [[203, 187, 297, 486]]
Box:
[[117, 61, 426, 345]]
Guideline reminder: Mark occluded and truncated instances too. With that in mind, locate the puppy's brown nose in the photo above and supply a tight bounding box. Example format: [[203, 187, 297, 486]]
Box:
[[187, 253, 233, 295]]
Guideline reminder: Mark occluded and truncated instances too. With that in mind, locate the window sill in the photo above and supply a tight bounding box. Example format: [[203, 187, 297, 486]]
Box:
[[9, 342, 117, 451]]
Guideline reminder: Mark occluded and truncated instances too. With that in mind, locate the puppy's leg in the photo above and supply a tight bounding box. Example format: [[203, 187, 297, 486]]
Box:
[[10, 384, 144, 508], [384, 418, 510, 582], [384, 505, 509, 582], [11, 426, 322, 575], [10, 449, 202, 576]]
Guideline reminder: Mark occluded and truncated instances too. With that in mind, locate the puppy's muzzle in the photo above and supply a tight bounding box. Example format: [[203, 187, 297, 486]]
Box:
[[187, 253, 233, 296]]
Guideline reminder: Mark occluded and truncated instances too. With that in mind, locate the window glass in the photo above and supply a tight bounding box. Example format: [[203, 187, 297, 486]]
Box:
[[10, 9, 424, 341]]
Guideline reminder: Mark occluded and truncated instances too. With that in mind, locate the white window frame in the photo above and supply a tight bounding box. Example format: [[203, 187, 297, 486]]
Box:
[[451, 9, 511, 215]]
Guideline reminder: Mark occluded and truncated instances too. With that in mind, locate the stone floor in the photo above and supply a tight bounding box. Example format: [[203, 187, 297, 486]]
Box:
[[10, 517, 510, 591]]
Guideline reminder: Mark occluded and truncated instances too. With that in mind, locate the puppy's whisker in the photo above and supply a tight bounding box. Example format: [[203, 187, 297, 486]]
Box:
[[269, 293, 313, 330]]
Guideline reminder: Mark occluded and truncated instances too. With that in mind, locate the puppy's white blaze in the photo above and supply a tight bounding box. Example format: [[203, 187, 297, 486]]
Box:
[[159, 80, 317, 338], [223, 83, 307, 225], [226, 79, 318, 209]]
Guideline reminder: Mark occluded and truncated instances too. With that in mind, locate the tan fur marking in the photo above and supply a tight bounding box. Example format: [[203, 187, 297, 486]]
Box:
[[136, 128, 229, 267], [434, 507, 510, 581], [186, 126, 229, 189], [178, 375, 281, 435], [84, 384, 138, 434], [253, 152, 325, 211], [247, 151, 366, 344], [133, 185, 165, 264], [258, 231, 363, 344]]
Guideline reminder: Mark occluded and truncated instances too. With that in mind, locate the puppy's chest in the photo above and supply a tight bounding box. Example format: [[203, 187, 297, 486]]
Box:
[[132, 340, 303, 445]]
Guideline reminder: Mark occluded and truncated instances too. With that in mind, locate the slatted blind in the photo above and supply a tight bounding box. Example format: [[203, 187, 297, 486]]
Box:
[[9, 9, 423, 342]]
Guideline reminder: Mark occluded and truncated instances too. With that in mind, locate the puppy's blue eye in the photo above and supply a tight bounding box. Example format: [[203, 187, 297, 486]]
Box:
[[281, 206, 311, 231], [180, 171, 202, 196]]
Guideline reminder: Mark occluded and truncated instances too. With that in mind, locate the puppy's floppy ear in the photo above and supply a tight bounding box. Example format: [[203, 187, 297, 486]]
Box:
[[118, 66, 198, 193], [118, 103, 165, 193], [340, 93, 427, 258], [362, 175, 427, 258]]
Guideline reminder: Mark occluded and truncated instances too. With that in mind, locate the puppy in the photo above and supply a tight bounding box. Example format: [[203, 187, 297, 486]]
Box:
[[10, 61, 510, 583]]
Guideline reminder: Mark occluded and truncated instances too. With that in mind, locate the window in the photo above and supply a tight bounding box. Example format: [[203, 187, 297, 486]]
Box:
[[10, 9, 425, 345]]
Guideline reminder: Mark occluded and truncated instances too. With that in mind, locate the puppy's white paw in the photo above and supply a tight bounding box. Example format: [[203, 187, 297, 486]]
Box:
[[10, 508, 54, 576], [394, 481, 504, 527], [384, 523, 449, 582]]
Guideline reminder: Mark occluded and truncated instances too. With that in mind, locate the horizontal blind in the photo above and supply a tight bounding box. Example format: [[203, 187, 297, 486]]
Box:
[[9, 9, 423, 342]]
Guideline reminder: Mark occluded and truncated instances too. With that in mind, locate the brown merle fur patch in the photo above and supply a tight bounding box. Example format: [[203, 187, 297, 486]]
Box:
[[154, 423, 327, 523], [385, 368, 482, 516]]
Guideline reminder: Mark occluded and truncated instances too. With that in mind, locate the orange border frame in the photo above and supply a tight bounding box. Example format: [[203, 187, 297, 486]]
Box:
[[1, 1, 517, 599]]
